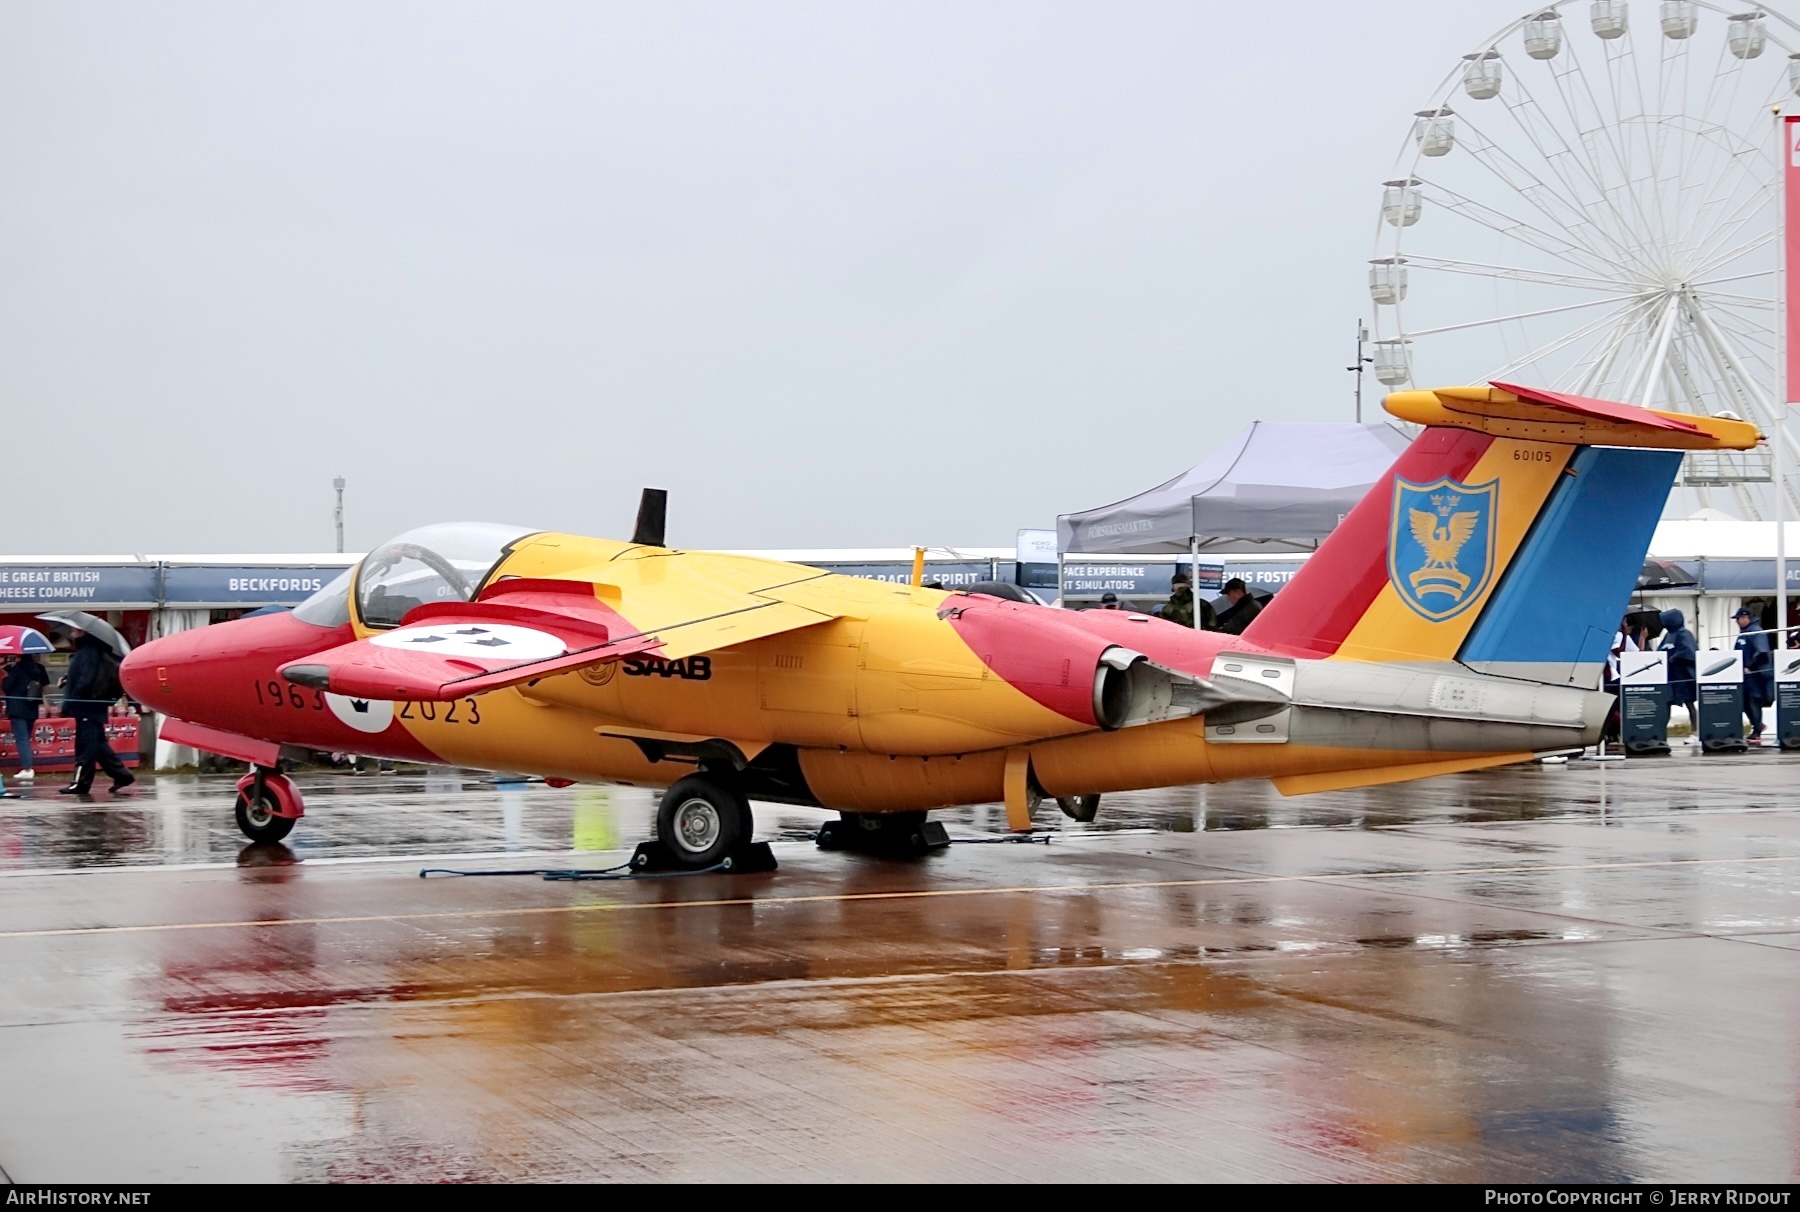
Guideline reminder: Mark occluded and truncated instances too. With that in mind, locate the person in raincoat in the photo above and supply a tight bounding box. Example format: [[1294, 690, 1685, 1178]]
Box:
[[1155, 572, 1216, 630], [57, 629, 134, 795], [3, 653, 50, 782], [1735, 606, 1774, 743], [1216, 578, 1263, 636], [1657, 609, 1698, 728]]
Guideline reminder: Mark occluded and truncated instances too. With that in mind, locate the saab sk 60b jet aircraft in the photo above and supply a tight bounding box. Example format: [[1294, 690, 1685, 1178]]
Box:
[[121, 383, 1756, 868]]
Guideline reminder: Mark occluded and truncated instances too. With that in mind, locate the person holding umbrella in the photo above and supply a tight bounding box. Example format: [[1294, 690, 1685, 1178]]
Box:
[[1, 627, 53, 784], [50, 618, 135, 796]]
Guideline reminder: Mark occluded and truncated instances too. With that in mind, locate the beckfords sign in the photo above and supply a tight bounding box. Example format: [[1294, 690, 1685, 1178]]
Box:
[[159, 567, 346, 607]]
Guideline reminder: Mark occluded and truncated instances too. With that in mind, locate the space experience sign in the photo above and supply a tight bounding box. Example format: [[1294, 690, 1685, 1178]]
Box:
[[1062, 563, 1177, 597], [1059, 561, 1299, 600], [1388, 476, 1498, 621]]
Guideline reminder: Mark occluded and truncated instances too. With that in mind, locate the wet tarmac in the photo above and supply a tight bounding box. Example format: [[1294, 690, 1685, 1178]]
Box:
[[1, 749, 1797, 1182]]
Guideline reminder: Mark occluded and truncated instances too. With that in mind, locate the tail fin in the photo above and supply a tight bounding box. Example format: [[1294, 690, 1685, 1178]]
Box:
[[1244, 383, 1757, 687]]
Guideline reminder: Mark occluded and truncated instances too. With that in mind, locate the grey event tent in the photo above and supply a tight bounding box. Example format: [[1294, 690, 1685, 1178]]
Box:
[[1057, 421, 1412, 555]]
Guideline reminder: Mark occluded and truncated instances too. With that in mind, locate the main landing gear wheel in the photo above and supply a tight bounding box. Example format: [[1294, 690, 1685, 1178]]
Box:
[[1056, 795, 1101, 823], [654, 775, 752, 868], [234, 769, 300, 844]]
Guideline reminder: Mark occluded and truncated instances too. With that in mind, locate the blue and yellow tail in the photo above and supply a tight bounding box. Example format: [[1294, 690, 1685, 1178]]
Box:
[[1245, 383, 1759, 688]]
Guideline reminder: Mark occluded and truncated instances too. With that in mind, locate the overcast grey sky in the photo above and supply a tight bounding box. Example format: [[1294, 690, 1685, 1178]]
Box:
[[0, 1, 1502, 554]]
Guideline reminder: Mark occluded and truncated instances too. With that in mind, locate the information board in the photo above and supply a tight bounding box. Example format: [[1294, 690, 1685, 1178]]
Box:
[[1777, 650, 1800, 751], [1618, 650, 1669, 754], [1696, 649, 1746, 751]]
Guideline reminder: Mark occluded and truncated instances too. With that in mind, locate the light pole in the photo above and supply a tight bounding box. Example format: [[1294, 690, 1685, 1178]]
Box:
[[333, 477, 346, 554], [1348, 321, 1373, 423]]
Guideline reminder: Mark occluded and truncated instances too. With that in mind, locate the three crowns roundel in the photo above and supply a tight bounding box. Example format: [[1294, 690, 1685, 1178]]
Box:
[[1388, 476, 1498, 621]]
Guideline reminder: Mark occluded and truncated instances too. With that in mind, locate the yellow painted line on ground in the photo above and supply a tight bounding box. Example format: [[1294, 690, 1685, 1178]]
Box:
[[0, 853, 1796, 941]]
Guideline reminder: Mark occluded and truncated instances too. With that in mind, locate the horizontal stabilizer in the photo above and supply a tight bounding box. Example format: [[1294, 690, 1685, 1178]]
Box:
[[1491, 382, 1698, 433], [1384, 383, 1759, 450]]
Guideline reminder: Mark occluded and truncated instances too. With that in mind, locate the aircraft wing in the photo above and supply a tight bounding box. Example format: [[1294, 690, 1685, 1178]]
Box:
[[280, 564, 844, 702]]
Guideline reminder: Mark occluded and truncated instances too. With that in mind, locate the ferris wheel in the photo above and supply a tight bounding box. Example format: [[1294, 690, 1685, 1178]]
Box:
[[1370, 0, 1800, 519]]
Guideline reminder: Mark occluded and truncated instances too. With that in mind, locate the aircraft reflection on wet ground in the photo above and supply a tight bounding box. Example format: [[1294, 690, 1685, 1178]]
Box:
[[0, 751, 1797, 1182], [0, 750, 1735, 873]]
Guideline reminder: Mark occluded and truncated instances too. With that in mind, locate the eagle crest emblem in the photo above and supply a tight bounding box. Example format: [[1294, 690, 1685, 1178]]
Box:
[[1388, 476, 1498, 621]]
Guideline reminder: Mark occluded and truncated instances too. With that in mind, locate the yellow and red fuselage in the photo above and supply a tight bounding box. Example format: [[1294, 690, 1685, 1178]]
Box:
[[120, 383, 1763, 820], [115, 524, 1559, 818]]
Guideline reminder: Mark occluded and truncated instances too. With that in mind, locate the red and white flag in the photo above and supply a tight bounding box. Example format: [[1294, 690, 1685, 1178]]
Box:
[[1785, 115, 1800, 402]]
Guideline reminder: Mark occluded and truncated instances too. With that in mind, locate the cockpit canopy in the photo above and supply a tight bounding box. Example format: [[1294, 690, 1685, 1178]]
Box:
[[355, 521, 537, 628], [341, 522, 537, 629]]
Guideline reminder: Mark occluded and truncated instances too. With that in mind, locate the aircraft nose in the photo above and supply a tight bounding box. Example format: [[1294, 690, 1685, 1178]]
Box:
[[121, 609, 354, 729], [121, 631, 201, 706]]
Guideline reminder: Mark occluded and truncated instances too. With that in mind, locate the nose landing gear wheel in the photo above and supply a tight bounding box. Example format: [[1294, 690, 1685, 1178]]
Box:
[[654, 775, 752, 868], [234, 768, 301, 844], [235, 785, 295, 843]]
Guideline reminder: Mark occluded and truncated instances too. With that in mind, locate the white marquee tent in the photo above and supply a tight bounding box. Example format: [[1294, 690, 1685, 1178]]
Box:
[[1057, 422, 1413, 556]]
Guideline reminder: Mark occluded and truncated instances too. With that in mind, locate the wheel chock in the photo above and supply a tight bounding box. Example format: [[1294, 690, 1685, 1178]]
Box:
[[723, 842, 778, 873], [629, 839, 778, 874], [815, 819, 948, 857]]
